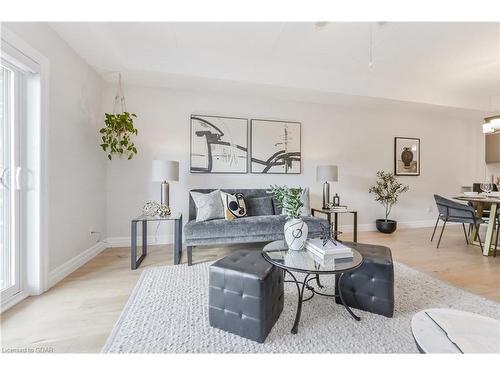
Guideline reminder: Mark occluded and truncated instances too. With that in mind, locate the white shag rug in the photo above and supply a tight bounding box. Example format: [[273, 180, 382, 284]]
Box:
[[102, 261, 500, 353]]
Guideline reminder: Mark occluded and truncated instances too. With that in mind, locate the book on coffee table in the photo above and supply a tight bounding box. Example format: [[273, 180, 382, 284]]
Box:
[[305, 238, 353, 260]]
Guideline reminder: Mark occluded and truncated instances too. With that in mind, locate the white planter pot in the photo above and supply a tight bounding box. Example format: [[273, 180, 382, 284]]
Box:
[[284, 218, 309, 251]]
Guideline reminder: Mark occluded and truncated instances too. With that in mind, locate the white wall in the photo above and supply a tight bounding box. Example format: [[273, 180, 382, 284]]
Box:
[[103, 83, 484, 243], [2, 23, 107, 274]]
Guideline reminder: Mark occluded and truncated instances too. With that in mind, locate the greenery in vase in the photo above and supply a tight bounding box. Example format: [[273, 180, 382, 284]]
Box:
[[99, 112, 138, 160], [269, 185, 303, 221], [368, 171, 409, 221]]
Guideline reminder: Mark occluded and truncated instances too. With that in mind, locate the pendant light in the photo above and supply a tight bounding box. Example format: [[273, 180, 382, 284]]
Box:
[[483, 23, 500, 134]]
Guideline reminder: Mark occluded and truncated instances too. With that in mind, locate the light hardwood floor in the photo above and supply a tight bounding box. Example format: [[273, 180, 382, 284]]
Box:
[[1, 226, 499, 353]]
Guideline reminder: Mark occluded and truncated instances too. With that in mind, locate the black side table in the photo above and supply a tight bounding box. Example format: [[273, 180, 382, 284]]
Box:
[[131, 213, 183, 269], [311, 207, 358, 242]]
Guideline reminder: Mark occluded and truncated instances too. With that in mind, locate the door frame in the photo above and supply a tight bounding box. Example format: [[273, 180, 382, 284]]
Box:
[[1, 28, 50, 312], [0, 61, 22, 303]]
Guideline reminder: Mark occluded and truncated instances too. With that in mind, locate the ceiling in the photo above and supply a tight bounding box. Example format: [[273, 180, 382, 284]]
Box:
[[49, 22, 500, 111]]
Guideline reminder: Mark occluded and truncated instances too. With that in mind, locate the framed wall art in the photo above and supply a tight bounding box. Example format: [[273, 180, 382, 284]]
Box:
[[250, 119, 301, 174], [190, 115, 248, 174], [394, 137, 420, 176]]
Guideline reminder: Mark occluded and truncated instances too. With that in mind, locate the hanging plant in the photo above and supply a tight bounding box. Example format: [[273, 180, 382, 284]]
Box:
[[99, 73, 138, 160], [100, 112, 138, 160]]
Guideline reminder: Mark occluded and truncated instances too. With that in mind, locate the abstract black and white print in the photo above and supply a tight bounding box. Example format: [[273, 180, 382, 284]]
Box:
[[190, 115, 248, 173], [250, 119, 301, 174]]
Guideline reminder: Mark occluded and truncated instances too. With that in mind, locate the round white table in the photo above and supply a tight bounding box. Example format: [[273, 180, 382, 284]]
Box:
[[411, 308, 500, 353]]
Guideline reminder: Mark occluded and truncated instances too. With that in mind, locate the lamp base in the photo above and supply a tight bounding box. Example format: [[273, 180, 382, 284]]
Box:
[[322, 182, 330, 209], [161, 181, 170, 206], [160, 181, 171, 216]]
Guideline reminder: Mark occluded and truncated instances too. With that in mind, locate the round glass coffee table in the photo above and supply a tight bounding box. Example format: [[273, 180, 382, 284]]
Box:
[[262, 240, 363, 334]]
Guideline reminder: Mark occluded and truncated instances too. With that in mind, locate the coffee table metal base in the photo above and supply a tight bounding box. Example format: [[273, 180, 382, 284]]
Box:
[[284, 270, 360, 334]]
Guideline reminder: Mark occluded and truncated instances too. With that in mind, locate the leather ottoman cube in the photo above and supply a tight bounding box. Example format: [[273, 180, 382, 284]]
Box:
[[335, 242, 394, 318], [209, 250, 284, 343]]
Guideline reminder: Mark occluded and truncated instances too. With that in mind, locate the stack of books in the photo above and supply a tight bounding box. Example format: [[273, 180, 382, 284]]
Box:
[[305, 238, 353, 261]]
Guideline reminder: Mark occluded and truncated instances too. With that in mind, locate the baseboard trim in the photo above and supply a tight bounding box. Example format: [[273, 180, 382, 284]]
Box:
[[105, 235, 174, 248], [1, 290, 29, 313], [47, 241, 108, 289]]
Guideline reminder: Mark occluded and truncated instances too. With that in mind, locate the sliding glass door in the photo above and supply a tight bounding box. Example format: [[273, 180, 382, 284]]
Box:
[[0, 62, 21, 302]]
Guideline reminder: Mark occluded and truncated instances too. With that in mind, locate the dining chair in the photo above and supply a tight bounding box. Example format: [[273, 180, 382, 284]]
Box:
[[431, 195, 484, 250]]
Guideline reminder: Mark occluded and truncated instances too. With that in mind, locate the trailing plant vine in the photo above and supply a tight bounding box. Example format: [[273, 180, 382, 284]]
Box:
[[100, 112, 138, 160], [99, 73, 138, 160]]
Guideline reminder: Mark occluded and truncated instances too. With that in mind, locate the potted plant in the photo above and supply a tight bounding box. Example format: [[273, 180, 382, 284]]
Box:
[[269, 185, 308, 250], [368, 171, 409, 234], [99, 111, 138, 160]]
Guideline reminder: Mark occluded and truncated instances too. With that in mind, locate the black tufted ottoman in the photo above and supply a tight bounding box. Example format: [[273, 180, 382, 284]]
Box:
[[334, 242, 394, 318], [208, 250, 284, 343]]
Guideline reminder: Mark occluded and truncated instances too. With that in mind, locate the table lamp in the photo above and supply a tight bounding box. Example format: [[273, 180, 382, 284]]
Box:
[[317, 165, 338, 209], [152, 160, 179, 210]]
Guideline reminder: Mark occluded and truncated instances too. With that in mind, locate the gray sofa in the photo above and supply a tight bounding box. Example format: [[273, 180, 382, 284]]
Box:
[[184, 189, 329, 265]]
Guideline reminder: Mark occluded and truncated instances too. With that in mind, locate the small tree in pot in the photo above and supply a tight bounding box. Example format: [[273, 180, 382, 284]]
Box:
[[369, 171, 409, 233]]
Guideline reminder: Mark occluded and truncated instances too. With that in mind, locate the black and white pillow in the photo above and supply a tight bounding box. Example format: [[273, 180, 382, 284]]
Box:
[[220, 191, 247, 221]]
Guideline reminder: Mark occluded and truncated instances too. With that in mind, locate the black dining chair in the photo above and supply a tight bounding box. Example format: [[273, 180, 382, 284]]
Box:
[[431, 195, 484, 250]]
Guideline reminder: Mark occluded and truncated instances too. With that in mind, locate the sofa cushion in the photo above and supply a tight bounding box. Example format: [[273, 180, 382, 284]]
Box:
[[247, 196, 275, 216], [185, 215, 328, 240], [190, 190, 224, 222]]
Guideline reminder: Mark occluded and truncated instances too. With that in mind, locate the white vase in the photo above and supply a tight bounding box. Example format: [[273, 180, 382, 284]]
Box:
[[284, 218, 308, 251]]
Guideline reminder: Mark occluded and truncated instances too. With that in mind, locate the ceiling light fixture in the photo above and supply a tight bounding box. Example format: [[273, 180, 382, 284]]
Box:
[[483, 23, 500, 134]]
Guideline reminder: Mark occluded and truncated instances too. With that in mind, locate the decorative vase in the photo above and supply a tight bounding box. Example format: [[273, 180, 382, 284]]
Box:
[[284, 218, 308, 251], [401, 147, 413, 167], [376, 219, 397, 234]]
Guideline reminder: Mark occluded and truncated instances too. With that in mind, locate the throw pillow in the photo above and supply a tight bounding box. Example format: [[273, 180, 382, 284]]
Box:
[[220, 191, 247, 221], [190, 190, 224, 222], [247, 196, 274, 216]]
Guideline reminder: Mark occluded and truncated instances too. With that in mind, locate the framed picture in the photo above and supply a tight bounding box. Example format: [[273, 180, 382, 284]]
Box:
[[190, 115, 248, 173], [250, 119, 301, 174], [394, 137, 420, 176]]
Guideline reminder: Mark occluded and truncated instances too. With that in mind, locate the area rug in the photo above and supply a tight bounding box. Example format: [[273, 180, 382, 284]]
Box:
[[102, 261, 500, 353]]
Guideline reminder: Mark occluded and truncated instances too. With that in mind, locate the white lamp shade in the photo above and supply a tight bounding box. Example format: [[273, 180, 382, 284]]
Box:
[[152, 160, 179, 182], [317, 165, 338, 182]]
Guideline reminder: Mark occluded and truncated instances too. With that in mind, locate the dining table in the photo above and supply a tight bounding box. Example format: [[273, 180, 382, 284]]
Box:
[[453, 195, 499, 256]]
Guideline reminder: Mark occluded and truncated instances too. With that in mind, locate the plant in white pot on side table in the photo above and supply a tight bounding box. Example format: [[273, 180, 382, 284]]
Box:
[[369, 171, 409, 234], [270, 185, 308, 250]]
